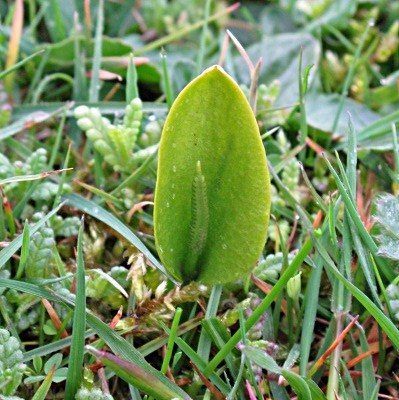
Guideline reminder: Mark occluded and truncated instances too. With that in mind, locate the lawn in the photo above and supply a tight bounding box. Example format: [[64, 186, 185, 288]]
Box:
[[0, 0, 399, 399]]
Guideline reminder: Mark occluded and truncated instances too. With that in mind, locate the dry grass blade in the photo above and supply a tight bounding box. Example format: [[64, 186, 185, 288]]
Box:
[[5, 0, 23, 97]]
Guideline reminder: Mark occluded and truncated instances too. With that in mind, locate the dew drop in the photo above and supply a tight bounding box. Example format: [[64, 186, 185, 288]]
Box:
[[172, 142, 177, 148], [172, 183, 175, 189], [222, 243, 228, 250], [172, 165, 177, 172], [170, 248, 174, 253], [166, 202, 170, 208], [159, 246, 164, 254], [172, 193, 176, 199]]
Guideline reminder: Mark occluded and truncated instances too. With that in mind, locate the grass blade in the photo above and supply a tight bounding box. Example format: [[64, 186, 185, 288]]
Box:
[[0, 49, 44, 81], [31, 365, 56, 400], [160, 307, 182, 374], [126, 53, 139, 103], [0, 202, 64, 268], [64, 218, 86, 399], [204, 239, 313, 376], [86, 346, 192, 400]]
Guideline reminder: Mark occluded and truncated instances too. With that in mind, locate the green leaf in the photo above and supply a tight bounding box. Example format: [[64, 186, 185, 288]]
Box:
[[305, 92, 380, 140], [242, 346, 281, 374], [154, 65, 270, 284]]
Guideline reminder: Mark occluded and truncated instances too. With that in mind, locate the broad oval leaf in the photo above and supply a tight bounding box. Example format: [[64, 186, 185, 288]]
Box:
[[154, 65, 270, 284]]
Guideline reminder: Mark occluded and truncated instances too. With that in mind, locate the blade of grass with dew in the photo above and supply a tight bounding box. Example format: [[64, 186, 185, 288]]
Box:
[[62, 193, 174, 281], [161, 307, 182, 374], [126, 54, 139, 103], [0, 202, 64, 268], [31, 365, 56, 400], [64, 218, 86, 399], [160, 49, 174, 109], [204, 239, 313, 377], [14, 220, 30, 279], [4, 0, 23, 96], [331, 20, 373, 134], [322, 154, 395, 281]]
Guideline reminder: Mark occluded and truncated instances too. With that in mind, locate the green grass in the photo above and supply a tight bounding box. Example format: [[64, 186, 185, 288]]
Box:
[[0, 0, 398, 399]]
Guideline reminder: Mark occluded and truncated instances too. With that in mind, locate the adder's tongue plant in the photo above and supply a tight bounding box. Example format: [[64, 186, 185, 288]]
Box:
[[154, 65, 270, 285]]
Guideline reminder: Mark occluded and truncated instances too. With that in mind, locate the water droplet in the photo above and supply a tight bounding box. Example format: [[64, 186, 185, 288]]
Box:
[[170, 248, 174, 253], [172, 193, 176, 199], [172, 183, 175, 189], [159, 246, 164, 254], [93, 207, 99, 214], [222, 243, 228, 250], [166, 202, 170, 208], [172, 142, 177, 148], [172, 165, 177, 172]]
